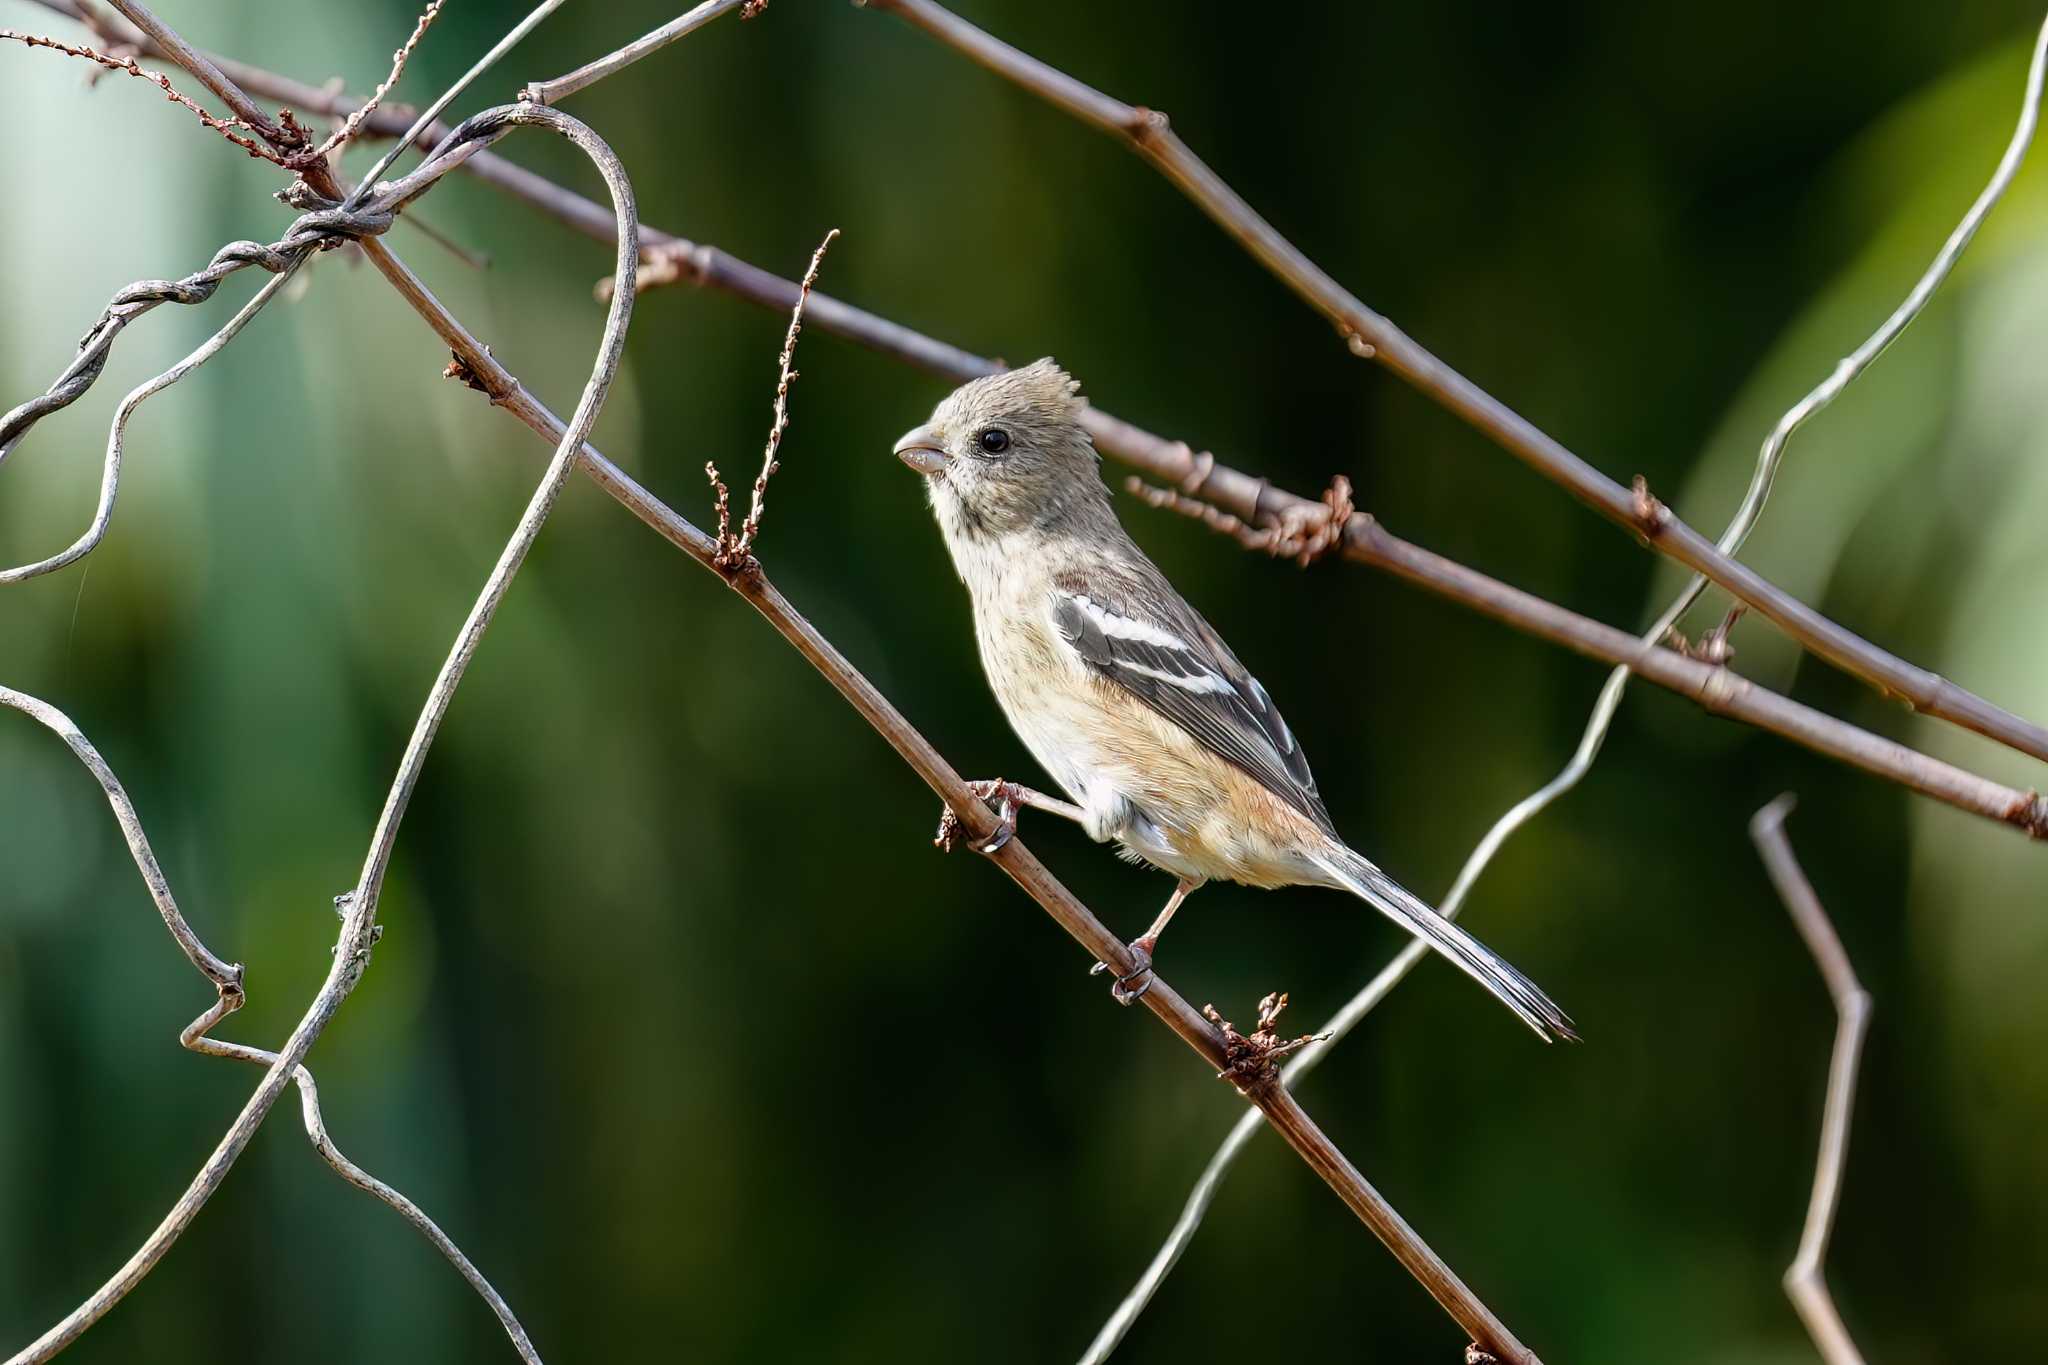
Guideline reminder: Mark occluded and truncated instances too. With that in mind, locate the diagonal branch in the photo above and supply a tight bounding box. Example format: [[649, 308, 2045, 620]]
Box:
[[102, 0, 286, 141], [356, 194, 1548, 1365], [1749, 797, 1872, 1365], [0, 26, 285, 161], [859, 0, 2048, 769], [1137, 483, 2048, 841]]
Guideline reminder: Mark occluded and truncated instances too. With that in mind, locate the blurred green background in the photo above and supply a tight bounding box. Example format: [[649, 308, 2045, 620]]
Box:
[[4, 1, 2047, 1360]]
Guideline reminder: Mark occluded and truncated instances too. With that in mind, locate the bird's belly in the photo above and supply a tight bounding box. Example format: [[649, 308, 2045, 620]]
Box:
[[997, 682, 1321, 891], [1122, 786, 1327, 890]]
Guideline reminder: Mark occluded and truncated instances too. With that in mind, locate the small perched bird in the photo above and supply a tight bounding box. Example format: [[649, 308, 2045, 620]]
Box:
[[893, 360, 1576, 1042]]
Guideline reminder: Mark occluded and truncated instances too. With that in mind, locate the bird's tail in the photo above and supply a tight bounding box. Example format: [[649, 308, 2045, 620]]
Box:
[[1312, 845, 1579, 1044]]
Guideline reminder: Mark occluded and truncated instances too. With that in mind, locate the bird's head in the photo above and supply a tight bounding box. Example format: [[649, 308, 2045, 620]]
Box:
[[893, 358, 1107, 540]]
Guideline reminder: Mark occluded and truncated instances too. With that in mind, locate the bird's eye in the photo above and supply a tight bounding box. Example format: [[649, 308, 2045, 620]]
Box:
[[976, 428, 1011, 456]]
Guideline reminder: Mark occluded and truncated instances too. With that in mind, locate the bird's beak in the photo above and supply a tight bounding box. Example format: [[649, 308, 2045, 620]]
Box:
[[893, 423, 949, 476]]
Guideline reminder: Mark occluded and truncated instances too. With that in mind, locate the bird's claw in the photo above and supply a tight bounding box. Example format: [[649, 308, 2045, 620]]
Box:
[[1090, 939, 1155, 1005], [976, 814, 1015, 855], [936, 778, 1021, 854]]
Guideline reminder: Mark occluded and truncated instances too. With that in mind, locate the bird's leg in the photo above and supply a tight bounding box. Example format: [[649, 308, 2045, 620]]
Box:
[[1092, 877, 1202, 1005], [935, 778, 1086, 854]]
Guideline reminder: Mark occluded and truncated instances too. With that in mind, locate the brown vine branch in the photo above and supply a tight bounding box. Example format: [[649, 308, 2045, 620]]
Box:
[[0, 26, 286, 161], [858, 0, 2048, 770], [1124, 473, 2045, 841], [1749, 798, 1872, 1365], [306, 0, 442, 162]]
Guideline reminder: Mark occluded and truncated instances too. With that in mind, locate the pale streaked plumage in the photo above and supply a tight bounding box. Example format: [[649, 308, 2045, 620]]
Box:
[[894, 360, 1576, 1042]]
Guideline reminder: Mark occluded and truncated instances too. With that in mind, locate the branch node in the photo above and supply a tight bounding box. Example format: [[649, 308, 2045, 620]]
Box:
[[442, 348, 493, 394], [1628, 474, 1669, 538], [1665, 603, 1747, 666], [1174, 443, 1215, 495], [598, 241, 712, 302], [2006, 788, 2048, 840], [741, 0, 771, 16], [1124, 104, 1171, 148], [1202, 992, 1324, 1093], [1125, 473, 1354, 567]]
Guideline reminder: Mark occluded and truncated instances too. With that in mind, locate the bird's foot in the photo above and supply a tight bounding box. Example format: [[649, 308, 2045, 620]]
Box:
[[935, 778, 1022, 854], [1089, 935, 1156, 1005]]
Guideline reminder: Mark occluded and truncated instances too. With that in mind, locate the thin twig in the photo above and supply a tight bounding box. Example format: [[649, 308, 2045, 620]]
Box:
[[1692, 14, 2048, 631], [1123, 474, 1355, 568], [521, 0, 749, 106], [308, 0, 443, 162], [861, 0, 2048, 769], [0, 686, 539, 1364], [0, 27, 285, 161], [346, 0, 565, 207], [0, 201, 425, 472], [0, 130, 530, 569], [179, 1010, 543, 1362], [293, 1067, 543, 1364], [2, 98, 638, 1365], [0, 264, 302, 583], [0, 686, 242, 998], [707, 227, 838, 568], [1750, 797, 1872, 1365]]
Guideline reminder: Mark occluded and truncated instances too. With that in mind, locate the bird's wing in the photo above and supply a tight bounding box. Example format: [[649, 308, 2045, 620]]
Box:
[[1049, 579, 1330, 829]]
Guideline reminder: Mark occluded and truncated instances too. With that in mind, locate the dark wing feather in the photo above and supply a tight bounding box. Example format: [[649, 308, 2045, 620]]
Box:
[[1050, 582, 1330, 829]]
